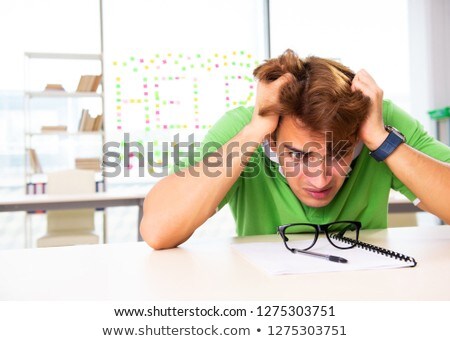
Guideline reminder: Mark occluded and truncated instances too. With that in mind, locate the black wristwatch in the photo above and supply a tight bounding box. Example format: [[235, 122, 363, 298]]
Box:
[[369, 125, 406, 162]]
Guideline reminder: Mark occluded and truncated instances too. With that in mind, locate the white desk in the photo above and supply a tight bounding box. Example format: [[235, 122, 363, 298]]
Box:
[[0, 191, 147, 241], [0, 226, 448, 300]]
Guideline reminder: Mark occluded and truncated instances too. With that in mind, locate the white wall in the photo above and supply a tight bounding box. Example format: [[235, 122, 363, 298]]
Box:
[[408, 0, 450, 134]]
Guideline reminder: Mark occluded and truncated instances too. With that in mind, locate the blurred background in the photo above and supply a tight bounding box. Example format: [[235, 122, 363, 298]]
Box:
[[0, 0, 448, 250]]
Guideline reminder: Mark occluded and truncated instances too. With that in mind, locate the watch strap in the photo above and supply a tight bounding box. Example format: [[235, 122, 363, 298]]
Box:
[[369, 126, 405, 162]]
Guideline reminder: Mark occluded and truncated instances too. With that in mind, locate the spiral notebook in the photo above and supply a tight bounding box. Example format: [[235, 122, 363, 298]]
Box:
[[232, 237, 417, 275]]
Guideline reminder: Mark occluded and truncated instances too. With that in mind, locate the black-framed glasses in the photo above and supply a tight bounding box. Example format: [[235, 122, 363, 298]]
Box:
[[277, 221, 362, 263]]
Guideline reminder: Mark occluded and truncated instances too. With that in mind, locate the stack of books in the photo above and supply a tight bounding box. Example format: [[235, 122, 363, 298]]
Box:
[[78, 109, 103, 132], [76, 75, 102, 92], [41, 125, 68, 133], [75, 158, 101, 171], [44, 84, 65, 91]]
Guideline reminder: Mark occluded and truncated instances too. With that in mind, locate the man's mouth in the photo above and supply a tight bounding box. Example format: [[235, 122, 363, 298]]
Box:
[[304, 187, 332, 199]]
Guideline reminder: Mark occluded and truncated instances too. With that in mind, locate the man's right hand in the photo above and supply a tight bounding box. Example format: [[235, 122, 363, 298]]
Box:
[[249, 73, 294, 141]]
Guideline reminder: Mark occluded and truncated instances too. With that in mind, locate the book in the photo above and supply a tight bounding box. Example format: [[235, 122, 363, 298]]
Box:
[[92, 113, 103, 131], [78, 110, 103, 132], [28, 148, 43, 174], [76, 75, 102, 92], [44, 83, 65, 91], [41, 125, 68, 132]]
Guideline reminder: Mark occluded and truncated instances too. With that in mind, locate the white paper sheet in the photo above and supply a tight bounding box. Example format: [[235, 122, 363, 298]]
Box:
[[232, 238, 414, 275]]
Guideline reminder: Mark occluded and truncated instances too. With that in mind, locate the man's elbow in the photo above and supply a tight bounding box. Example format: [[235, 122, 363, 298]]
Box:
[[139, 217, 178, 250]]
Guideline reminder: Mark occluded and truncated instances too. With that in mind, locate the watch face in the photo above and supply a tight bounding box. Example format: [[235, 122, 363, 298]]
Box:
[[385, 125, 406, 142]]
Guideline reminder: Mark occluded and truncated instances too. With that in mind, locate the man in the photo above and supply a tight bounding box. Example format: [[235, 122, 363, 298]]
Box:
[[140, 49, 450, 250]]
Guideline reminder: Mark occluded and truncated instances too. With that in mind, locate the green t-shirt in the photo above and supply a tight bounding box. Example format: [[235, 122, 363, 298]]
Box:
[[182, 100, 450, 236]]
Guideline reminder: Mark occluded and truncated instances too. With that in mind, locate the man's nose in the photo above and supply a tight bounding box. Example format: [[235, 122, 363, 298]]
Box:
[[304, 159, 332, 188]]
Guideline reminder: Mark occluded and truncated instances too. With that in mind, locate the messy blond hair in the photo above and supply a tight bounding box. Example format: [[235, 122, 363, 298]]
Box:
[[253, 49, 370, 145]]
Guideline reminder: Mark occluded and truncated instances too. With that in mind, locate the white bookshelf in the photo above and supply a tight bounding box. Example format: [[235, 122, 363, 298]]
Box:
[[23, 52, 106, 194]]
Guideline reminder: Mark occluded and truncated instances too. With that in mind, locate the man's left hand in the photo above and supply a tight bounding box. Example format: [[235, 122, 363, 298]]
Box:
[[352, 69, 388, 151]]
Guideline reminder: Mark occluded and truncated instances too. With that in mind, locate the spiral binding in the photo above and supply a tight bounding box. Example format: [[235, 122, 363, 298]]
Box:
[[330, 233, 417, 267]]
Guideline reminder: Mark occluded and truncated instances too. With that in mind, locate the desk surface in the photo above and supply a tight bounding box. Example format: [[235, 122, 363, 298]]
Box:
[[0, 191, 146, 207], [1, 226, 448, 300]]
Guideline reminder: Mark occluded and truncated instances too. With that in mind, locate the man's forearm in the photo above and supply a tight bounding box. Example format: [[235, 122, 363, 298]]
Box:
[[140, 124, 265, 249], [384, 143, 450, 223]]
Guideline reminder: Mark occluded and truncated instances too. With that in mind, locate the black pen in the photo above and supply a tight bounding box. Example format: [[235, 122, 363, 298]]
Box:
[[291, 248, 348, 263]]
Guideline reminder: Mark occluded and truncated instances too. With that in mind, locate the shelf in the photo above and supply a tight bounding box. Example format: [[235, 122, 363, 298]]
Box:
[[26, 171, 104, 177], [24, 51, 105, 193], [24, 52, 102, 60], [27, 131, 104, 137], [25, 91, 103, 99]]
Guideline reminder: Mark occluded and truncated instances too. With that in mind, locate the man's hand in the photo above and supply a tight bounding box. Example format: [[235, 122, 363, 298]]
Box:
[[352, 69, 388, 150], [249, 73, 294, 141]]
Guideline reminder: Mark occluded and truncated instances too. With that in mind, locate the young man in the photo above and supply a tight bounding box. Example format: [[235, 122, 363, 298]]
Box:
[[140, 49, 450, 250]]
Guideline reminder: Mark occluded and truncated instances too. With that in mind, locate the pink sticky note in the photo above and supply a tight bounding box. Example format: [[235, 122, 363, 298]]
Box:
[[144, 92, 148, 96], [144, 84, 147, 88], [117, 126, 122, 130], [163, 125, 168, 129], [140, 59, 144, 63], [156, 111, 160, 115], [195, 125, 199, 129]]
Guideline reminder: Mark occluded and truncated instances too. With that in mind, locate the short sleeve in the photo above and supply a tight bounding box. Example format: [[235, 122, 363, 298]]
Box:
[[171, 106, 253, 209], [385, 100, 450, 201]]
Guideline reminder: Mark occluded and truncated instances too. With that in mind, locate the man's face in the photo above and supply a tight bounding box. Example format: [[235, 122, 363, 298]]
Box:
[[274, 116, 354, 208]]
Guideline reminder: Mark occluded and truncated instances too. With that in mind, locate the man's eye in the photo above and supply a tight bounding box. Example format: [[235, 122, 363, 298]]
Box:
[[288, 151, 305, 161]]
